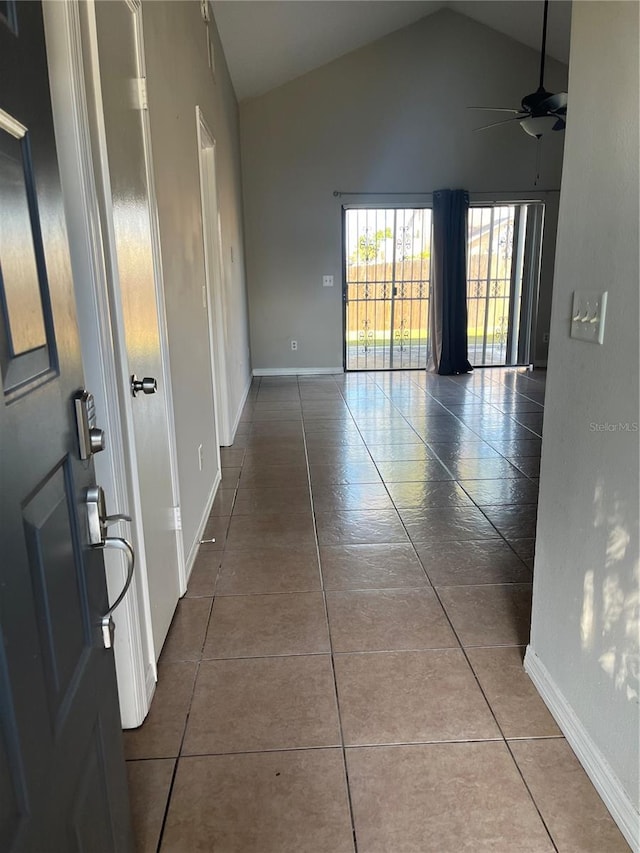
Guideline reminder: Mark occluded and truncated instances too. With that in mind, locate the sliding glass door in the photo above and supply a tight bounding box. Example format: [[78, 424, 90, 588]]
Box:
[[343, 203, 543, 371], [344, 208, 432, 370], [467, 203, 544, 367]]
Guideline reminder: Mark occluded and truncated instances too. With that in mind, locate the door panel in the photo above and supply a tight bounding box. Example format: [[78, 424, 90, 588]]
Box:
[[90, 0, 181, 656], [344, 207, 432, 370], [0, 3, 132, 849]]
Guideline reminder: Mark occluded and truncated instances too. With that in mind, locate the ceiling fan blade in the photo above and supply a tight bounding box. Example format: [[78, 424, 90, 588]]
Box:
[[468, 107, 522, 113], [539, 92, 568, 114], [473, 115, 527, 132]]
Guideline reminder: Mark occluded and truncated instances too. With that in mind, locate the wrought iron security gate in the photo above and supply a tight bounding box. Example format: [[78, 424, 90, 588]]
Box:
[[466, 203, 544, 367], [344, 208, 432, 370]]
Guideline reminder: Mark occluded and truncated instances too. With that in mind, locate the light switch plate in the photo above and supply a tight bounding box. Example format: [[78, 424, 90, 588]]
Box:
[[322, 275, 334, 287], [570, 290, 607, 344]]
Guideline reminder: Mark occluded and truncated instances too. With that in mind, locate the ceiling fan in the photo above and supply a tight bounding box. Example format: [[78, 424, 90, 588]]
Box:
[[471, 0, 568, 139]]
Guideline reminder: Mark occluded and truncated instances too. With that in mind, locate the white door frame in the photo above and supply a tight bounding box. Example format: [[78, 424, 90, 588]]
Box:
[[196, 107, 232, 446], [42, 0, 184, 727]]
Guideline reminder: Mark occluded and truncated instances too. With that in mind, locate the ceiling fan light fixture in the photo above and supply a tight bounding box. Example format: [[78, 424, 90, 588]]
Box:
[[519, 114, 558, 139]]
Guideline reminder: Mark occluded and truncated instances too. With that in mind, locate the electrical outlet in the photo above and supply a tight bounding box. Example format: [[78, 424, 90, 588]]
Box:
[[543, 332, 550, 343], [197, 444, 203, 471], [291, 340, 298, 351], [322, 275, 334, 287]]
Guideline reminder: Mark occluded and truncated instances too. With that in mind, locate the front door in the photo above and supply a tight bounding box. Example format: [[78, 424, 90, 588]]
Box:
[[0, 2, 132, 849], [86, 0, 182, 658]]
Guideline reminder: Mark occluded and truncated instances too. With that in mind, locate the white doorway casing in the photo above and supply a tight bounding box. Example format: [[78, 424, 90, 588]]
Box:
[[43, 0, 185, 727], [196, 107, 232, 448]]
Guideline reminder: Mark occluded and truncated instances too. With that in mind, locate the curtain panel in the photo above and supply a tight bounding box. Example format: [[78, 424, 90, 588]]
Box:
[[428, 189, 472, 375]]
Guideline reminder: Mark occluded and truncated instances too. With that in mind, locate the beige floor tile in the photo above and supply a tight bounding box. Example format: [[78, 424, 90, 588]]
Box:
[[326, 588, 457, 652], [399, 506, 501, 543], [219, 447, 246, 466], [309, 461, 382, 485], [184, 555, 219, 598], [127, 759, 174, 853], [232, 486, 311, 515], [320, 544, 429, 590], [204, 592, 330, 658], [238, 463, 309, 488], [221, 467, 242, 488], [124, 662, 197, 759], [510, 739, 631, 852], [216, 546, 321, 594], [311, 482, 393, 512], [316, 510, 408, 546], [439, 583, 532, 646], [416, 539, 532, 586], [346, 742, 554, 852], [208, 487, 236, 516], [244, 446, 307, 466], [334, 649, 500, 745], [466, 646, 561, 738], [160, 598, 212, 662], [198, 515, 230, 551], [161, 750, 354, 853], [225, 512, 316, 550], [182, 656, 341, 754]]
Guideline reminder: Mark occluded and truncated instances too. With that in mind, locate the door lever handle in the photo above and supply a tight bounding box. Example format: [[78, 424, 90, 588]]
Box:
[[98, 537, 135, 649], [104, 513, 132, 526], [86, 485, 131, 545]]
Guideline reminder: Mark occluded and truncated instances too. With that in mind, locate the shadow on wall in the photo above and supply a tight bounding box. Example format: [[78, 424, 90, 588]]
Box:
[[580, 466, 640, 704]]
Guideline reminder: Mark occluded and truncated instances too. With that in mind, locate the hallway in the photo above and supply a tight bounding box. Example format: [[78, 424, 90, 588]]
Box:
[[124, 369, 629, 852]]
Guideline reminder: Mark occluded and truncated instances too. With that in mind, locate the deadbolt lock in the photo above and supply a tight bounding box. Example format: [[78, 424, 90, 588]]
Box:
[[130, 374, 158, 397]]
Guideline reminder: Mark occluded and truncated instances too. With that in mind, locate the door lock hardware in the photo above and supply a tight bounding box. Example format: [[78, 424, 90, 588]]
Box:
[[74, 391, 106, 459], [130, 374, 157, 396], [86, 485, 131, 546], [98, 537, 135, 649], [86, 485, 135, 648]]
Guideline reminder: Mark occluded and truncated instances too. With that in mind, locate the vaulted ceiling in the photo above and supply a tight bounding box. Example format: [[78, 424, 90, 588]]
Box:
[[212, 0, 572, 101]]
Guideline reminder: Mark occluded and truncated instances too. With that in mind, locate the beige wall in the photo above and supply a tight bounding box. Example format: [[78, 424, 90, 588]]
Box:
[[240, 8, 568, 371], [142, 1, 251, 559], [529, 1, 639, 845]]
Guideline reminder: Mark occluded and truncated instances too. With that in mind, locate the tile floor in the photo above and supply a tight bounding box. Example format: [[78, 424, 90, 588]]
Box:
[[124, 369, 630, 852]]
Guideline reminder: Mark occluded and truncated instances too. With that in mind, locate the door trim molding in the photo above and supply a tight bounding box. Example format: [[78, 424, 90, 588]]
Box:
[[132, 3, 187, 594], [42, 0, 154, 727], [195, 106, 232, 447]]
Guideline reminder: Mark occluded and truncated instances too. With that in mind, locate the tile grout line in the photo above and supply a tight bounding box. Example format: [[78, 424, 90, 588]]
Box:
[[155, 378, 264, 852], [335, 370, 558, 852], [299, 374, 361, 853], [154, 590, 216, 852], [147, 369, 551, 851]]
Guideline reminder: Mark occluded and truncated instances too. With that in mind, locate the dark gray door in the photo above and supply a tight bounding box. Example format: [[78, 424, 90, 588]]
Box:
[[0, 3, 132, 850]]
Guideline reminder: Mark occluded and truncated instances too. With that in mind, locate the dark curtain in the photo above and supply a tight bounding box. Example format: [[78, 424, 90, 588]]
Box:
[[428, 189, 472, 375]]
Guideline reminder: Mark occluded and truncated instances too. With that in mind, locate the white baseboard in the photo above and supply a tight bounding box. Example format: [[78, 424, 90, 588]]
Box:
[[253, 367, 344, 377], [144, 662, 156, 709], [524, 646, 639, 851], [184, 468, 222, 584], [229, 372, 253, 444]]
